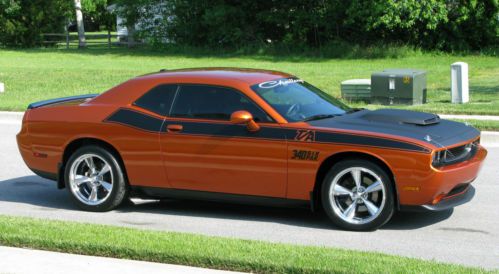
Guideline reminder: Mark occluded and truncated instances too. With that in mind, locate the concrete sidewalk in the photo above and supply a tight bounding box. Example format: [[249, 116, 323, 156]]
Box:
[[0, 246, 243, 274]]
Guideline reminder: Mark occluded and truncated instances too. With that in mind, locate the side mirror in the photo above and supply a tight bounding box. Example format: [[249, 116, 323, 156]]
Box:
[[230, 110, 260, 132]]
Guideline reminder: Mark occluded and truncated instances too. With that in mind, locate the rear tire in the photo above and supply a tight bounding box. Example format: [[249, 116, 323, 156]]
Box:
[[321, 159, 395, 231], [64, 145, 127, 212]]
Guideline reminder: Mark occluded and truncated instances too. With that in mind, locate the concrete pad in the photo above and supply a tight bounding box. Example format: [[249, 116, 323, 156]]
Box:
[[0, 246, 242, 274]]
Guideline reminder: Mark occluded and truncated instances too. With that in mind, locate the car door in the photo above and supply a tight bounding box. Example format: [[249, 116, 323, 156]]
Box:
[[160, 84, 288, 197]]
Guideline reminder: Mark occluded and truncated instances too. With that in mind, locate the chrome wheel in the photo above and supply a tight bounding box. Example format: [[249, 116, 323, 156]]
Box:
[[69, 153, 114, 206], [328, 167, 386, 225]]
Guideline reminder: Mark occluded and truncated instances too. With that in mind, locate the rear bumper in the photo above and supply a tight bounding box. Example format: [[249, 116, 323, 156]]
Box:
[[400, 184, 475, 212]]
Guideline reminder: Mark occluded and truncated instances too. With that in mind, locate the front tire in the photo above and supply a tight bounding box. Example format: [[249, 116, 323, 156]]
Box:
[[64, 145, 127, 212], [321, 159, 395, 231]]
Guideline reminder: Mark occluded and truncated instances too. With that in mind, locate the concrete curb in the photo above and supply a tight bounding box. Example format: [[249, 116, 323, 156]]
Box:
[[0, 246, 242, 274], [438, 114, 499, 121], [0, 111, 23, 124], [481, 131, 499, 146], [1, 111, 498, 144], [439, 114, 499, 121], [0, 111, 24, 119]]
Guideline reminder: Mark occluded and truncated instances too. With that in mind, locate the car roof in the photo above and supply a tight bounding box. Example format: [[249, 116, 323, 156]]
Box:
[[135, 67, 294, 86]]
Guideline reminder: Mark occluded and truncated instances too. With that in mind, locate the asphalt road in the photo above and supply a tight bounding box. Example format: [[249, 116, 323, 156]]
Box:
[[1, 120, 498, 270]]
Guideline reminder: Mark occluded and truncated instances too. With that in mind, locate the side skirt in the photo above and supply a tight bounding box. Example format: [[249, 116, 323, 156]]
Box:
[[131, 186, 310, 209]]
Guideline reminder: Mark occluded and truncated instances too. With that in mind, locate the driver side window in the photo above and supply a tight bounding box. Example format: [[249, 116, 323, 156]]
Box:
[[171, 85, 273, 122]]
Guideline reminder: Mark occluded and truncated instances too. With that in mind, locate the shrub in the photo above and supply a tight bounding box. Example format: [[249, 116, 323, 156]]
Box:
[[139, 0, 498, 51]]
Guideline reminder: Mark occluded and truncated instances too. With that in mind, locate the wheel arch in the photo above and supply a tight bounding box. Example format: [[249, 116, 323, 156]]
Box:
[[59, 137, 128, 189], [312, 151, 399, 212]]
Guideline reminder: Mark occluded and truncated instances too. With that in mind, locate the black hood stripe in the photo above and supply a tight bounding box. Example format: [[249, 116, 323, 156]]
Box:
[[314, 131, 428, 153], [104, 108, 429, 153]]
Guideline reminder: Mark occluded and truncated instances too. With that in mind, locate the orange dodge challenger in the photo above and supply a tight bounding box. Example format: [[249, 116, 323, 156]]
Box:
[[17, 68, 487, 230]]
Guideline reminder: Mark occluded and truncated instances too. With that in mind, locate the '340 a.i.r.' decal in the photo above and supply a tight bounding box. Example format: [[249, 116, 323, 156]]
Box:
[[291, 150, 319, 161]]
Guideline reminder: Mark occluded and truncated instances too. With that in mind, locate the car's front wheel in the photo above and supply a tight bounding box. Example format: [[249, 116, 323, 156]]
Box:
[[321, 159, 395, 231], [64, 145, 127, 212]]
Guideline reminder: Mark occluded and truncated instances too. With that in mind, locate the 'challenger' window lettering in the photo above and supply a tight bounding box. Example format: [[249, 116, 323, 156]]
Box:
[[258, 78, 304, 89]]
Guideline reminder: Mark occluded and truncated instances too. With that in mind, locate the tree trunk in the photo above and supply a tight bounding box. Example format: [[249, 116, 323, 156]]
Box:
[[127, 23, 136, 48], [74, 0, 86, 48]]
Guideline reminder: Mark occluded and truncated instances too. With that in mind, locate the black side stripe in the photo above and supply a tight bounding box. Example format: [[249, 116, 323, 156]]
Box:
[[161, 120, 286, 141], [105, 108, 163, 133], [104, 108, 429, 153]]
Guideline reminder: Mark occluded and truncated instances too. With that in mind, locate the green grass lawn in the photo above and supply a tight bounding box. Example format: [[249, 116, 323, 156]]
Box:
[[0, 47, 497, 115], [0, 215, 492, 274]]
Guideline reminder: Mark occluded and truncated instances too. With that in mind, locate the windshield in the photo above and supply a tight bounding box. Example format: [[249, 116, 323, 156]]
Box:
[[251, 78, 351, 122]]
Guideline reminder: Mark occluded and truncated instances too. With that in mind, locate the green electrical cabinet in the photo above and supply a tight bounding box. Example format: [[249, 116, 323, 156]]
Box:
[[341, 79, 371, 102], [371, 69, 427, 105]]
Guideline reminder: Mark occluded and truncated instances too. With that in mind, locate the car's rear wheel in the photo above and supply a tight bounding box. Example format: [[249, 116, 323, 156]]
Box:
[[65, 145, 127, 211], [321, 159, 394, 231]]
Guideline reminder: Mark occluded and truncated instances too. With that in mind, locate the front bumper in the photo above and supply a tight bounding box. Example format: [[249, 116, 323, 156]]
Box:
[[397, 145, 486, 208], [401, 184, 475, 212]]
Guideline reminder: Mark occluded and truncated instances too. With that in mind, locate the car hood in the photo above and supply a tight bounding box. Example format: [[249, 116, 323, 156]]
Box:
[[307, 109, 480, 148]]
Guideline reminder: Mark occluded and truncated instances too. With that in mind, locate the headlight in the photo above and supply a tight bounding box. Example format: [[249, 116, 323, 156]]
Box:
[[432, 150, 444, 167], [432, 140, 478, 167]]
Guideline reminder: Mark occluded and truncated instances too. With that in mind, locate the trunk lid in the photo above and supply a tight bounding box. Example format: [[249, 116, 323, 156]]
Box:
[[28, 94, 98, 109]]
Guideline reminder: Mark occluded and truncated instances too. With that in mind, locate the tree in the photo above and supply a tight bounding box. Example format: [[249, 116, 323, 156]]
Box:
[[74, 0, 86, 48], [80, 0, 112, 32], [0, 0, 72, 47], [2, 0, 496, 50]]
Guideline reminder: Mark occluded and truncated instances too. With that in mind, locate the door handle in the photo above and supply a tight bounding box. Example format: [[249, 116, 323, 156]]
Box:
[[166, 124, 183, 133]]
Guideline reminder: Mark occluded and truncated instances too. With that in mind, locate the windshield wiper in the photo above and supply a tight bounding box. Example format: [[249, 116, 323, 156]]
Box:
[[303, 114, 338, 122]]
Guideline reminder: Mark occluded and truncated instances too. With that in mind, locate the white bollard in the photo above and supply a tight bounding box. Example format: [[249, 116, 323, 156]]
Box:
[[451, 62, 469, 104], [0, 82, 4, 93]]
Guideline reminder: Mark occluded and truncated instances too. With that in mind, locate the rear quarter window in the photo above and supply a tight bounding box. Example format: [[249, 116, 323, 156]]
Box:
[[134, 84, 178, 116]]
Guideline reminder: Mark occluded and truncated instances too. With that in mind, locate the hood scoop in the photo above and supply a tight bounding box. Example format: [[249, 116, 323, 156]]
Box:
[[361, 109, 440, 126]]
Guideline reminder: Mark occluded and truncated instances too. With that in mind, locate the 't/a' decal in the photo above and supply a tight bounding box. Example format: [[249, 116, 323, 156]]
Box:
[[294, 130, 316, 142]]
